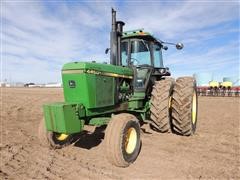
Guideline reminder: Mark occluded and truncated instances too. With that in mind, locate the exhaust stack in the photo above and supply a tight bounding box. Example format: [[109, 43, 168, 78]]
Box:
[[110, 9, 125, 66]]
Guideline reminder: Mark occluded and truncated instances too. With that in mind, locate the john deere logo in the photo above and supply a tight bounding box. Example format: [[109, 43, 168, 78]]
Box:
[[69, 80, 76, 88]]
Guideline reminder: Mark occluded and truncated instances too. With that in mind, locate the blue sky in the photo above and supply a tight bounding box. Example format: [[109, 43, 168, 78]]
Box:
[[1, 0, 239, 83]]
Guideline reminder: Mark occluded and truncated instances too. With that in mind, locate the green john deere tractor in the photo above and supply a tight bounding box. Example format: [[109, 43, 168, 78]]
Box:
[[38, 9, 198, 167]]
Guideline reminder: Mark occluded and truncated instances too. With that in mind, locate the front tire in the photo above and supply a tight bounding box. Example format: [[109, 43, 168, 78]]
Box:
[[38, 119, 73, 149], [105, 113, 141, 167], [171, 77, 198, 136]]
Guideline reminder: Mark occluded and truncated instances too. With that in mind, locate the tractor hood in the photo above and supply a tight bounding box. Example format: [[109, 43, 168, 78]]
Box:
[[61, 61, 133, 109]]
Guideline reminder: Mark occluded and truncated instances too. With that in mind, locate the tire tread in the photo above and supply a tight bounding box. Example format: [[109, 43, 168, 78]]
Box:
[[150, 78, 174, 132], [171, 77, 196, 136]]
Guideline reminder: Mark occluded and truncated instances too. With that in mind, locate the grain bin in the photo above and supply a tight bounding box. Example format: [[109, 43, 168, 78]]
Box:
[[223, 76, 240, 87]]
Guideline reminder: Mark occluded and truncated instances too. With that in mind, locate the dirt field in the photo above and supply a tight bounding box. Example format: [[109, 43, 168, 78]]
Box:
[[0, 88, 239, 179]]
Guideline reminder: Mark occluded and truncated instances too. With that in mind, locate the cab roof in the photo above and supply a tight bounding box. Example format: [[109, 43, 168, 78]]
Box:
[[122, 29, 159, 42]]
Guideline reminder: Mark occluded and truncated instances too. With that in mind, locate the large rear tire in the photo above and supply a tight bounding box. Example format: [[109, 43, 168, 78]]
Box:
[[38, 119, 73, 149], [150, 78, 174, 132], [171, 77, 198, 136], [105, 113, 141, 167]]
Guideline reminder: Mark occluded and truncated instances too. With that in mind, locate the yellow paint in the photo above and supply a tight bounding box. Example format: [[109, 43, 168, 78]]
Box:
[[56, 133, 69, 141], [125, 127, 137, 154], [209, 81, 219, 88], [102, 72, 133, 79], [138, 32, 146, 35], [62, 70, 84, 74], [192, 91, 197, 124], [221, 81, 232, 88], [168, 96, 172, 108], [62, 70, 133, 79]]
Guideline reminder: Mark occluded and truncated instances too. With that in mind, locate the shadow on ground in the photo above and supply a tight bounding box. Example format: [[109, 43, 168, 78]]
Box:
[[73, 126, 106, 149]]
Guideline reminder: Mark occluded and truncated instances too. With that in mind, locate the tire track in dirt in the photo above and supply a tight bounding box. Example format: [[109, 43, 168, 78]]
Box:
[[0, 144, 28, 178], [1, 142, 120, 179], [54, 150, 121, 180]]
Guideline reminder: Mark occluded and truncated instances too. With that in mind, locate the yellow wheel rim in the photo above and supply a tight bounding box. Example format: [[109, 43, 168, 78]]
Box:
[[192, 91, 197, 124], [125, 128, 137, 154], [168, 96, 172, 109], [56, 133, 69, 141]]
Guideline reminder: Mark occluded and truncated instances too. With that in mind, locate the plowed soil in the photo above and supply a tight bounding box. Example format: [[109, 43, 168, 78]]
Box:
[[0, 88, 239, 179]]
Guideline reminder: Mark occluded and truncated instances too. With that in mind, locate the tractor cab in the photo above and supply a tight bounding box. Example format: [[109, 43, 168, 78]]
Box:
[[109, 9, 175, 99], [120, 30, 170, 96], [121, 29, 163, 68]]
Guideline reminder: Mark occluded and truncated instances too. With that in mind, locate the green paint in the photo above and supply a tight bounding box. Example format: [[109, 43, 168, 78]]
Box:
[[128, 100, 143, 109], [96, 76, 114, 107], [86, 102, 129, 117], [62, 72, 115, 108], [127, 101, 150, 122], [120, 81, 130, 92], [131, 92, 146, 99], [128, 92, 146, 109], [88, 117, 111, 126], [62, 62, 133, 109], [43, 102, 84, 134], [43, 54, 154, 134], [62, 62, 133, 77]]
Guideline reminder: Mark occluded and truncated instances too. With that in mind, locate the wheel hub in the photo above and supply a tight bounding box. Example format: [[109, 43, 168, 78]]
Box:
[[192, 91, 197, 124], [125, 128, 137, 154], [56, 133, 69, 141]]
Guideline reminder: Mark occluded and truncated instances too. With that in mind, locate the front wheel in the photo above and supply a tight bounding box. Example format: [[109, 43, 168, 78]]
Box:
[[104, 113, 141, 167], [38, 119, 73, 149]]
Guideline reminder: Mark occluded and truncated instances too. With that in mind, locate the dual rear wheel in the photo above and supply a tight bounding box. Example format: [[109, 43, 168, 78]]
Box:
[[171, 77, 198, 135], [150, 76, 198, 136]]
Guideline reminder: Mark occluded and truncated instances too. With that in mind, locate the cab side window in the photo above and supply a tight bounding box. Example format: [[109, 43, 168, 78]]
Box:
[[153, 43, 164, 68]]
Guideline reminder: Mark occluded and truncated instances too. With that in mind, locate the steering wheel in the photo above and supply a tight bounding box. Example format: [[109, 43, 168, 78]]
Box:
[[130, 58, 140, 66]]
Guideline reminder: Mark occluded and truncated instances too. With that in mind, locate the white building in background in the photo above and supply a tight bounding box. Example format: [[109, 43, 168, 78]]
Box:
[[0, 81, 62, 87], [44, 83, 62, 87], [14, 82, 25, 87], [28, 84, 44, 88], [0, 82, 12, 87]]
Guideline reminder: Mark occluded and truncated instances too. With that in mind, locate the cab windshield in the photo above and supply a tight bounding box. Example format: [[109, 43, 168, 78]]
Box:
[[130, 40, 151, 66], [121, 39, 164, 67]]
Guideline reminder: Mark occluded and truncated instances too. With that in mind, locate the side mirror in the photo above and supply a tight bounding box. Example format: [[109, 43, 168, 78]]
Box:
[[176, 43, 184, 50], [105, 48, 110, 54]]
